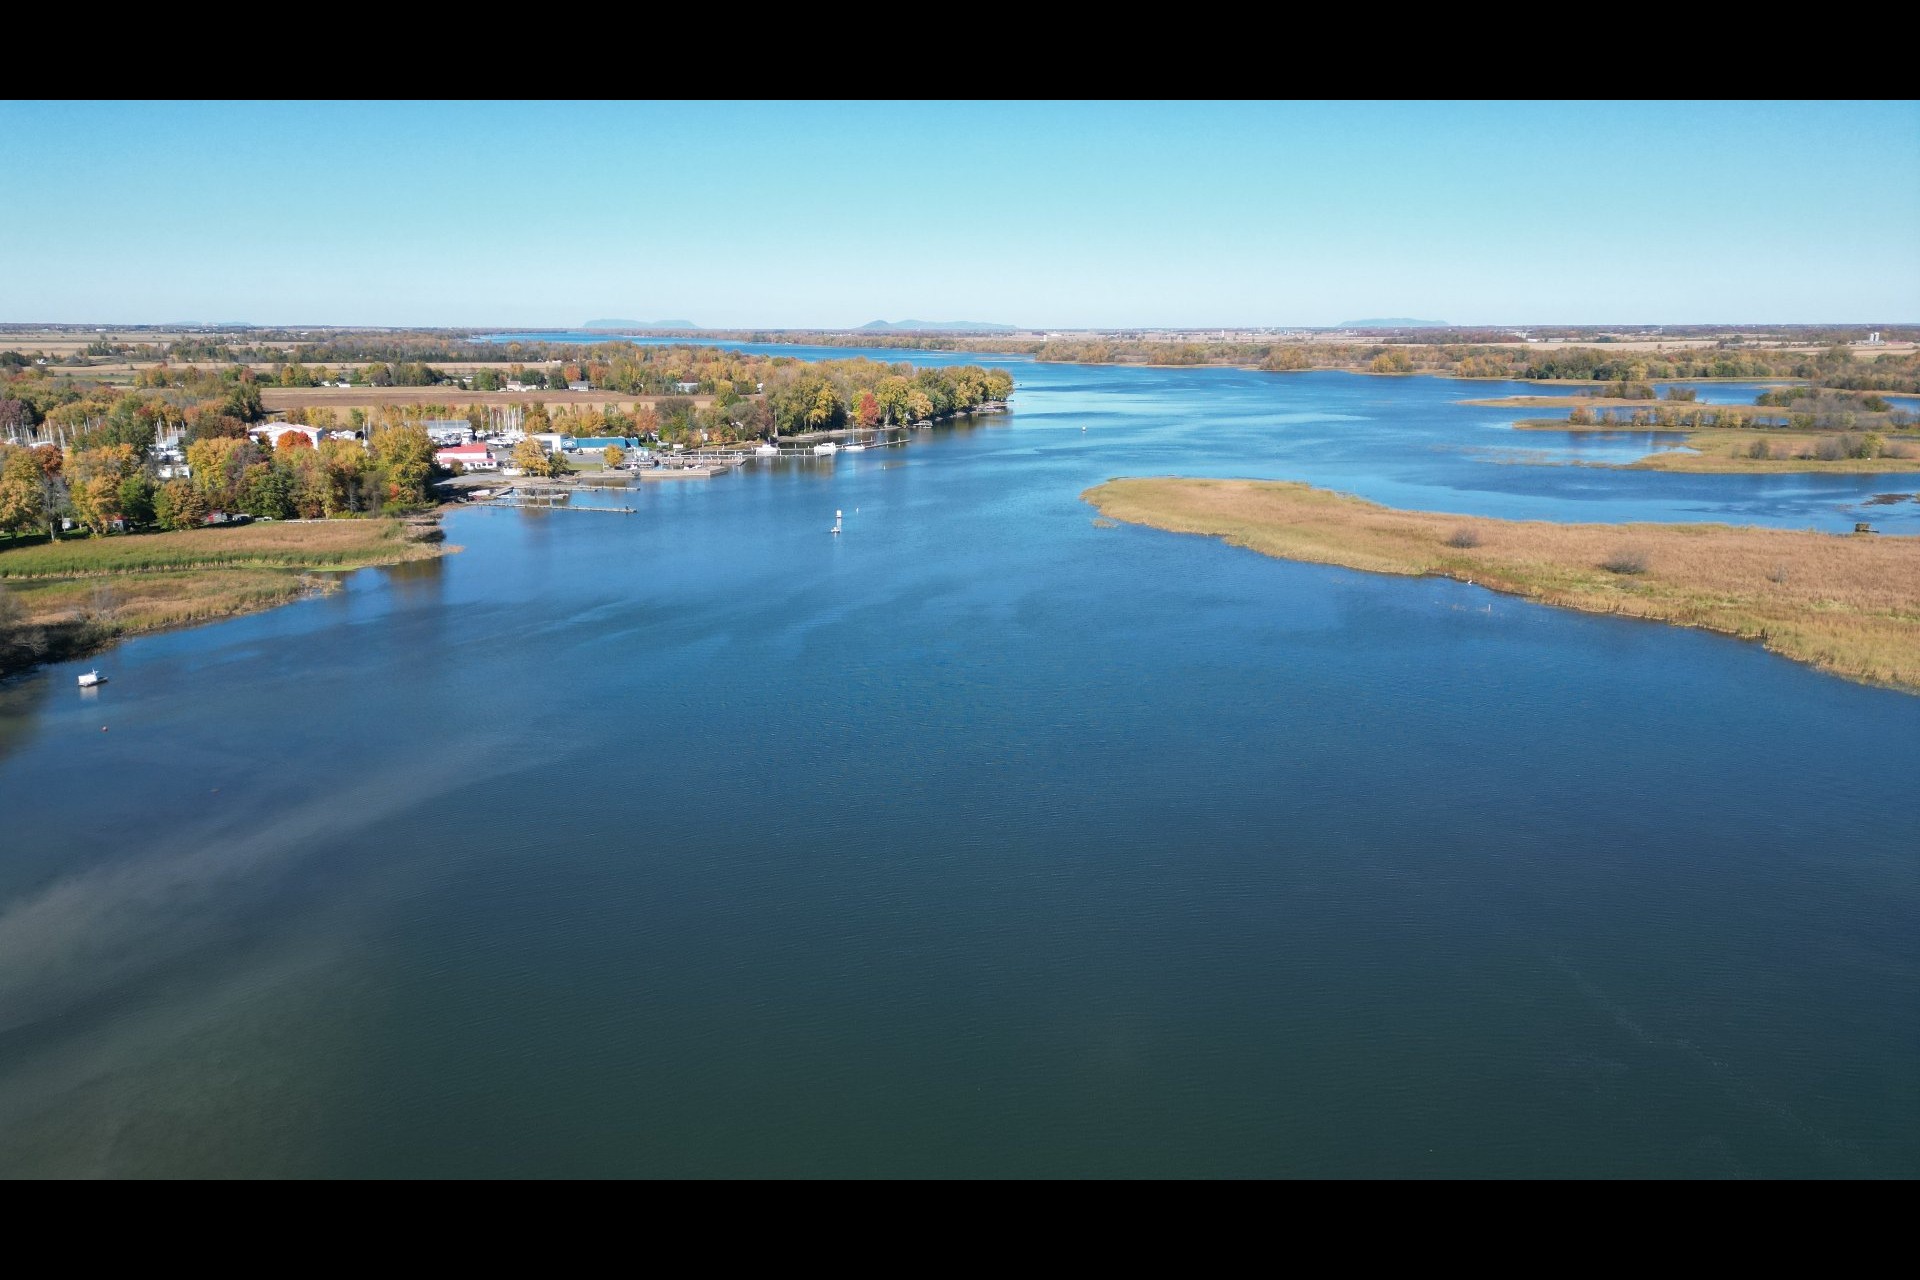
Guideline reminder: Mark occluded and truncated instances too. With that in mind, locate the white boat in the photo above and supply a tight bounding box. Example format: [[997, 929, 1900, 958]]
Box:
[[77, 670, 105, 688], [812, 442, 838, 455], [843, 439, 866, 452], [754, 443, 779, 456]]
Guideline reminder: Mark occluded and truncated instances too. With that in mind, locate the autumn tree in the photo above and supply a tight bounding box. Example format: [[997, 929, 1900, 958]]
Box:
[[0, 447, 47, 537], [370, 423, 435, 506], [604, 445, 626, 468], [153, 478, 208, 530], [873, 376, 912, 425], [512, 436, 561, 478], [65, 445, 140, 533]]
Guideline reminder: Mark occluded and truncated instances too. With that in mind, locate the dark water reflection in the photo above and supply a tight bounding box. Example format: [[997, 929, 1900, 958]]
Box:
[[0, 355, 1914, 1177]]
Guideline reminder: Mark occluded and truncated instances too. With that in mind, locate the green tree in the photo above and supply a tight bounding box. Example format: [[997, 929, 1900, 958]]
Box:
[[118, 471, 156, 527], [240, 463, 294, 519]]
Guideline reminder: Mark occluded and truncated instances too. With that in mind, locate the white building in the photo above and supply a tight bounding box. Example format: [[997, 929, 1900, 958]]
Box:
[[435, 442, 497, 471], [249, 422, 327, 448], [530, 432, 574, 454]]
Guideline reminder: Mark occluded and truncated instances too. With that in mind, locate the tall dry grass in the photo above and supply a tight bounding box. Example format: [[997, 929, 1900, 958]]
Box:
[[0, 520, 433, 579], [1086, 477, 1920, 693]]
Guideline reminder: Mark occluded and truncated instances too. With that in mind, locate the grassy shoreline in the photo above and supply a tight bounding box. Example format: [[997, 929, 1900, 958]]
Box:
[[1085, 477, 1920, 693], [0, 518, 452, 678], [1504, 418, 1920, 473]]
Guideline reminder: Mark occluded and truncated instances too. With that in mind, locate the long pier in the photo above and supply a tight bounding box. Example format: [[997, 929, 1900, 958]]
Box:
[[484, 485, 636, 513]]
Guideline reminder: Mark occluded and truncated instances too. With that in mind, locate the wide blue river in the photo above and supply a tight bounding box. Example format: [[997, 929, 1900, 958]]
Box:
[[1, 346, 1915, 1177]]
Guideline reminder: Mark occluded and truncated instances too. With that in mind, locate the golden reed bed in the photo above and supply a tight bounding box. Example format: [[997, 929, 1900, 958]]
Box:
[[1085, 478, 1920, 693]]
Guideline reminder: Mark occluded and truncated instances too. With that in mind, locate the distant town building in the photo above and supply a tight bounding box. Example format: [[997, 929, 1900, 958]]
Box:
[[673, 380, 700, 394], [568, 380, 591, 392]]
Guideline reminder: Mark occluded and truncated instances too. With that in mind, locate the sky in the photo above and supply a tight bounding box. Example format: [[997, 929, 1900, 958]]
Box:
[[2, 100, 1916, 329]]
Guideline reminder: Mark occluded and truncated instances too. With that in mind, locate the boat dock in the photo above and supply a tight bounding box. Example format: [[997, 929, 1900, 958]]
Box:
[[484, 484, 636, 513]]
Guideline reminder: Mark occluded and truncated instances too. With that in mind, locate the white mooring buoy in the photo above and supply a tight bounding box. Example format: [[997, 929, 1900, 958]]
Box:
[[831, 509, 843, 535]]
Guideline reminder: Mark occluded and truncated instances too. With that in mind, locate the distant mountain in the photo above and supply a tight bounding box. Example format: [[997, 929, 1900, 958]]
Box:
[[1339, 318, 1450, 328], [858, 319, 1018, 332], [582, 319, 699, 330]]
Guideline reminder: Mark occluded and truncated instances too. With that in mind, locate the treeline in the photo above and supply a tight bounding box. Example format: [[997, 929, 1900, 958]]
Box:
[[1565, 395, 1913, 433], [763, 361, 1012, 437], [2, 362, 266, 451], [166, 332, 484, 364], [709, 332, 1042, 355], [487, 359, 1015, 446], [726, 331, 1920, 392], [1026, 338, 1920, 392], [0, 424, 438, 539]]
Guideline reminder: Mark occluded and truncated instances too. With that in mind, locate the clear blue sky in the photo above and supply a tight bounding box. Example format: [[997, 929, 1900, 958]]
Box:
[[2, 100, 1915, 328]]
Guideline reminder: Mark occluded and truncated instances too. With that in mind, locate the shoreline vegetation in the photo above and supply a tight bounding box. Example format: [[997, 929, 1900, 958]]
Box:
[[1476, 386, 1920, 474], [698, 330, 1920, 393], [1084, 477, 1920, 693], [9, 326, 1919, 394], [0, 518, 450, 678]]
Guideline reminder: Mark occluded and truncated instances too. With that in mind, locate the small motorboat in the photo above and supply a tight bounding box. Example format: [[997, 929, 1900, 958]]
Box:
[[812, 442, 838, 455], [754, 443, 779, 456], [78, 670, 106, 688]]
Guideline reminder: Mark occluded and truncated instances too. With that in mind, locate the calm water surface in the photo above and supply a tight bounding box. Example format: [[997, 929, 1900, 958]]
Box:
[[1, 352, 1915, 1177]]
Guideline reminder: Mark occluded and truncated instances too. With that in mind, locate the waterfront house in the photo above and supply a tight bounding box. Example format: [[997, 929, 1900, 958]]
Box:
[[435, 442, 497, 471], [571, 436, 635, 454]]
